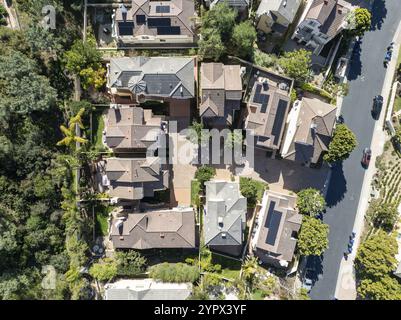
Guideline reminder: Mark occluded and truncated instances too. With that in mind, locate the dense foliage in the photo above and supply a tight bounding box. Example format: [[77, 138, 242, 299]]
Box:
[[0, 1, 92, 299], [324, 124, 357, 163], [149, 263, 200, 283], [278, 49, 312, 83], [296, 188, 326, 217], [115, 250, 147, 277], [297, 216, 329, 256], [195, 166, 216, 187]]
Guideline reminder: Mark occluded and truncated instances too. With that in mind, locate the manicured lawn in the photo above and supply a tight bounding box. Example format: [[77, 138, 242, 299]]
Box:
[[251, 289, 265, 300], [394, 96, 401, 113], [95, 203, 113, 236], [211, 254, 242, 280], [91, 109, 105, 148], [191, 179, 201, 207]]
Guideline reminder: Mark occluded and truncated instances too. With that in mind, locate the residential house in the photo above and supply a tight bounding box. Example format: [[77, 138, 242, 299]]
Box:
[[203, 180, 247, 256], [280, 97, 337, 166], [104, 279, 192, 300], [256, 0, 302, 37], [107, 57, 195, 116], [104, 157, 169, 201], [200, 63, 243, 127], [105, 106, 165, 153], [251, 190, 302, 268], [292, 0, 353, 55], [206, 0, 249, 12], [112, 0, 196, 46], [243, 71, 293, 155], [110, 207, 196, 249]]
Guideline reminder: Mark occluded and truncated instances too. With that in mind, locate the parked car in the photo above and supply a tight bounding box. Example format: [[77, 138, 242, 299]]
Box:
[[372, 95, 383, 119], [361, 148, 372, 168]]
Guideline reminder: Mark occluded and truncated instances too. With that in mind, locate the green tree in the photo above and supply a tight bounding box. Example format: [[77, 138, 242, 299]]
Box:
[[355, 230, 398, 279], [253, 49, 277, 68], [195, 166, 216, 187], [115, 250, 147, 277], [201, 3, 237, 42], [0, 4, 8, 26], [198, 29, 225, 61], [240, 177, 264, 208], [63, 37, 102, 75], [347, 8, 372, 37], [242, 256, 259, 286], [231, 21, 256, 59], [296, 188, 326, 216], [323, 124, 357, 163], [298, 216, 329, 256], [367, 200, 398, 231], [57, 122, 88, 148], [0, 51, 57, 124], [149, 263, 200, 283], [278, 49, 312, 83], [358, 275, 401, 300], [89, 258, 117, 282]]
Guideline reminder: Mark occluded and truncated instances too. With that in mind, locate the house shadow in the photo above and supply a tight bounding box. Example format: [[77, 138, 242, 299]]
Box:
[[325, 162, 347, 208], [347, 39, 362, 81], [370, 0, 387, 31]]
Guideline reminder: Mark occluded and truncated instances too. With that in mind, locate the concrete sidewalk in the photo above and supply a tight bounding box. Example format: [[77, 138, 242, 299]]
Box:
[[334, 20, 401, 300]]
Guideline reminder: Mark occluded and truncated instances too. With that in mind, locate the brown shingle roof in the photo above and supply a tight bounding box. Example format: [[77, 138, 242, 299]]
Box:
[[110, 207, 196, 249]]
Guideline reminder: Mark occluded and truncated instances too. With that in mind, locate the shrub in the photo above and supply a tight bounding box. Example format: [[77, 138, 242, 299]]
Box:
[[149, 263, 200, 283]]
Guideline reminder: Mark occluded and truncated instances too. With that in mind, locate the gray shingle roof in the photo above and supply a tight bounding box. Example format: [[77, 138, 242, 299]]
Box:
[[108, 57, 195, 99], [203, 181, 247, 248], [256, 0, 302, 23]]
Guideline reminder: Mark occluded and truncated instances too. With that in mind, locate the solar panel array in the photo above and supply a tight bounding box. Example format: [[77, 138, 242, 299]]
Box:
[[118, 22, 135, 36], [156, 5, 170, 13], [264, 201, 282, 246], [253, 84, 270, 113], [136, 15, 146, 24], [271, 99, 289, 146], [157, 26, 181, 35]]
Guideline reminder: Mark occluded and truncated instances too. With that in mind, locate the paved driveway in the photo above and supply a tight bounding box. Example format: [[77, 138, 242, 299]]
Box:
[[237, 149, 330, 194], [308, 0, 401, 300]]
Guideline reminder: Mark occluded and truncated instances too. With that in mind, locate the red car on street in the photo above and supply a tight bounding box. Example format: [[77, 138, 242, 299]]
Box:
[[361, 148, 372, 168]]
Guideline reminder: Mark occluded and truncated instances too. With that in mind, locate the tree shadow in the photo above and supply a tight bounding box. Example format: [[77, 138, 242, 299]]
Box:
[[347, 39, 362, 81], [305, 255, 324, 284], [370, 0, 387, 31], [325, 162, 347, 208]]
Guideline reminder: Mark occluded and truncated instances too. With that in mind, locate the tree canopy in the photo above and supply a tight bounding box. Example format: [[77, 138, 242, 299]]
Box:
[[367, 201, 398, 231], [195, 166, 216, 187], [296, 188, 326, 217], [358, 275, 401, 300], [324, 124, 357, 163], [231, 21, 257, 59], [347, 8, 372, 37], [297, 216, 329, 256], [355, 230, 398, 279], [278, 49, 312, 83], [115, 250, 147, 277]]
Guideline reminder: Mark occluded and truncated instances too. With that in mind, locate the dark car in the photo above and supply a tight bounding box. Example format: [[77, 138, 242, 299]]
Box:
[[372, 95, 383, 119], [361, 148, 372, 168]]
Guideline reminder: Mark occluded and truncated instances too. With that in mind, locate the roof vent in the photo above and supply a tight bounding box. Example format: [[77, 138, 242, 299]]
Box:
[[222, 233, 227, 238]]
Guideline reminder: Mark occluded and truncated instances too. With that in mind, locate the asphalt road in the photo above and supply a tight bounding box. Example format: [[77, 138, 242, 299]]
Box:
[[308, 0, 401, 300]]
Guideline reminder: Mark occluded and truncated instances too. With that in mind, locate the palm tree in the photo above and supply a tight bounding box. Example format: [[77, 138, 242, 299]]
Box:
[[241, 256, 259, 290], [57, 122, 88, 148], [69, 107, 85, 129]]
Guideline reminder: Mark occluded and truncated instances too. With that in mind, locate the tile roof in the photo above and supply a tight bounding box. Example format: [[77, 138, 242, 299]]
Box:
[[106, 106, 163, 150], [115, 0, 195, 39], [104, 279, 192, 300], [281, 97, 337, 164], [306, 0, 352, 38], [200, 63, 242, 122], [110, 207, 196, 249], [253, 190, 302, 263], [244, 75, 292, 150], [106, 157, 168, 200]]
